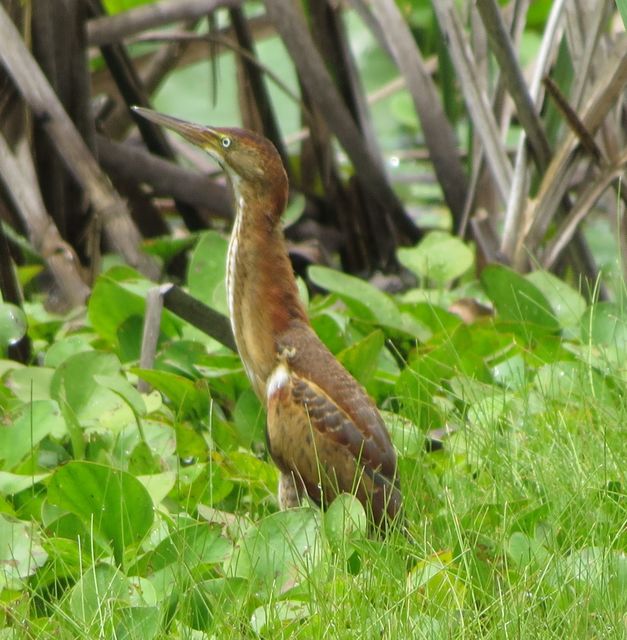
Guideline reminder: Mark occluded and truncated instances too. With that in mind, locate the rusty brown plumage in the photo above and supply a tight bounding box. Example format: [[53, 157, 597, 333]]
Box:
[[132, 106, 402, 527]]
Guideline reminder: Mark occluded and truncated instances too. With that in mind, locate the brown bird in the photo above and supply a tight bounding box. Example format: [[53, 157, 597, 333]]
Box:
[[132, 107, 401, 527]]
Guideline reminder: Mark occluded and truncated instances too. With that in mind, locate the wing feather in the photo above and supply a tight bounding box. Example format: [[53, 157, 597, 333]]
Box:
[[266, 337, 402, 525]]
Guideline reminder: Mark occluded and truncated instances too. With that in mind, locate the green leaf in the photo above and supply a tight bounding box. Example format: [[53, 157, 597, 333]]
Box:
[[283, 193, 306, 227], [131, 368, 210, 420], [0, 514, 48, 588], [94, 374, 146, 417], [491, 354, 526, 390], [0, 400, 66, 470], [481, 265, 560, 334], [4, 366, 55, 402], [406, 550, 467, 610], [390, 92, 419, 130], [308, 266, 411, 333], [69, 563, 129, 624], [103, 0, 154, 14], [401, 301, 460, 337], [183, 578, 250, 632], [44, 333, 95, 368], [51, 351, 136, 431], [324, 494, 367, 548], [382, 411, 425, 459], [250, 599, 309, 636], [581, 302, 627, 351], [48, 461, 154, 564], [232, 389, 266, 447], [226, 508, 324, 593], [397, 231, 473, 284], [0, 471, 49, 494], [169, 461, 234, 509], [526, 270, 586, 330], [187, 231, 229, 316], [143, 233, 197, 262], [507, 532, 551, 570], [534, 361, 618, 409], [136, 471, 177, 506], [310, 311, 348, 353], [337, 330, 384, 386], [113, 606, 160, 640], [224, 450, 278, 494], [130, 523, 231, 577], [563, 547, 606, 585], [88, 269, 181, 346]]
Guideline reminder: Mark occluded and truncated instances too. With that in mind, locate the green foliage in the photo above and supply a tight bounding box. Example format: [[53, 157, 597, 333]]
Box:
[[187, 231, 229, 316], [0, 241, 625, 637], [48, 462, 154, 565], [481, 264, 560, 334], [398, 231, 473, 284]]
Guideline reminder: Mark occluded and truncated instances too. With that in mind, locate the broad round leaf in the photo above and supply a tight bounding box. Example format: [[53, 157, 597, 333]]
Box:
[[382, 411, 425, 459], [44, 334, 95, 368], [3, 366, 54, 402], [51, 351, 136, 431], [481, 265, 560, 333], [48, 461, 154, 564], [507, 532, 551, 570], [324, 494, 367, 547], [226, 508, 324, 593], [397, 231, 473, 283]]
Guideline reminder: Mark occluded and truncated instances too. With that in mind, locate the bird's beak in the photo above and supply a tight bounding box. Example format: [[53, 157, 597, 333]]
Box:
[[131, 106, 222, 153]]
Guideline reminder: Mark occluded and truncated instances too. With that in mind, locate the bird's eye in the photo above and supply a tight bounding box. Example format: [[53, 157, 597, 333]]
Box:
[[221, 137, 231, 148]]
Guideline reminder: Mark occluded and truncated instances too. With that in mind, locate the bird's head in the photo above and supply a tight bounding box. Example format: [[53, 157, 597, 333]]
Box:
[[132, 107, 287, 196]]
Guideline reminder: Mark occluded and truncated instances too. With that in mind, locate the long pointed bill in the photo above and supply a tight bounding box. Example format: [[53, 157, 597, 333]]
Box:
[[131, 106, 220, 151]]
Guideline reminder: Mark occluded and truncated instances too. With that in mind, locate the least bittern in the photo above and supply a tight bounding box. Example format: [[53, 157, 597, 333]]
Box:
[[132, 107, 401, 527]]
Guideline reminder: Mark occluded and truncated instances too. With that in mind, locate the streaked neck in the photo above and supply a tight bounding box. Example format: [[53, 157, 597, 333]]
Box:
[[225, 177, 307, 396]]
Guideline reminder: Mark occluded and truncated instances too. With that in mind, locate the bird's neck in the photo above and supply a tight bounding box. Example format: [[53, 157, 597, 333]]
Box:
[[226, 178, 308, 397]]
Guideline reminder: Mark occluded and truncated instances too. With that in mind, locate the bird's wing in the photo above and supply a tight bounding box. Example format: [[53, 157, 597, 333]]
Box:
[[277, 322, 399, 481], [266, 346, 401, 524]]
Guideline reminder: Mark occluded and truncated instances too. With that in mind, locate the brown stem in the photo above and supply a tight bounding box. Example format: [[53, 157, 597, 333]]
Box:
[[87, 0, 241, 46], [0, 5, 159, 279], [96, 135, 231, 220]]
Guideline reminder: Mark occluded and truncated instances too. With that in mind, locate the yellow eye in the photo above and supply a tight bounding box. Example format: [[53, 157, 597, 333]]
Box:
[[221, 137, 231, 149]]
